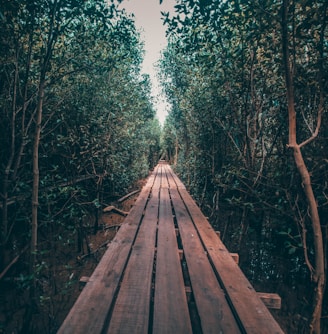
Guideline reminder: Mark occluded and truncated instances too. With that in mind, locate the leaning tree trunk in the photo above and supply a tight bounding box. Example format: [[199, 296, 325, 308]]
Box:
[[282, 1, 325, 333]]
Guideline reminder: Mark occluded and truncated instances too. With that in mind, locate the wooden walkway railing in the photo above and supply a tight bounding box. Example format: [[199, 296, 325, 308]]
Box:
[[58, 162, 283, 334]]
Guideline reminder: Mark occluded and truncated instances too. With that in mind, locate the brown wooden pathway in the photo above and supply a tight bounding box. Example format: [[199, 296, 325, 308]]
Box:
[[58, 162, 283, 334]]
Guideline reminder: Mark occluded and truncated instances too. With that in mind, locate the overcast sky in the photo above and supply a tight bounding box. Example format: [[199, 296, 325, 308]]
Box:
[[119, 0, 176, 124]]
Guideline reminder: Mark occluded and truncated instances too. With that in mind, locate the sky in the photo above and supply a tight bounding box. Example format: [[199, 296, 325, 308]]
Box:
[[119, 0, 176, 125]]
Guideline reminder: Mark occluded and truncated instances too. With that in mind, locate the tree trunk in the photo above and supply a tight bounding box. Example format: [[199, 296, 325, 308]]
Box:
[[1, 57, 19, 265], [30, 0, 57, 275], [174, 138, 179, 166], [31, 79, 45, 273], [282, 1, 325, 332]]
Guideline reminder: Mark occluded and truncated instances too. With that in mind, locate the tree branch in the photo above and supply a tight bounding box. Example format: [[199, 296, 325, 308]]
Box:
[[299, 105, 323, 148]]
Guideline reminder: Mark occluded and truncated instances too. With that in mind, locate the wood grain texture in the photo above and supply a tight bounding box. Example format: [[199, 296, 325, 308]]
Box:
[[170, 187, 241, 334], [58, 168, 157, 334], [59, 163, 284, 334], [178, 187, 284, 334], [106, 177, 160, 333], [153, 187, 192, 334]]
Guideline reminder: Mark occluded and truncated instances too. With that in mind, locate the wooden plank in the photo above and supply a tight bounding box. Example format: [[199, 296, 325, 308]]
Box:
[[163, 164, 178, 189], [60, 163, 283, 334], [153, 188, 192, 334], [79, 276, 89, 290], [170, 188, 241, 334], [230, 253, 239, 264], [106, 179, 160, 333], [257, 293, 282, 310], [177, 187, 284, 334], [58, 168, 158, 334], [165, 164, 186, 189], [161, 163, 169, 189]]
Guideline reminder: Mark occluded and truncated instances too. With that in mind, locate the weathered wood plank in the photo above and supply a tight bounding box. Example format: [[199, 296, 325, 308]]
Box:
[[257, 293, 282, 310], [106, 178, 160, 333], [57, 167, 158, 334], [170, 187, 241, 334], [59, 163, 284, 334], [160, 163, 169, 189], [79, 276, 89, 290], [164, 164, 178, 189], [177, 187, 284, 334], [153, 187, 192, 334], [165, 164, 186, 189], [230, 252, 239, 264]]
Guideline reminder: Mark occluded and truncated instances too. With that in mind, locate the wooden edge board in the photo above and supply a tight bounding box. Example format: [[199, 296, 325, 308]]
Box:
[[153, 187, 192, 334], [58, 168, 159, 334], [177, 187, 284, 334], [170, 188, 241, 334], [257, 293, 282, 310], [165, 164, 186, 189], [161, 164, 169, 189], [162, 164, 177, 189], [106, 186, 160, 333]]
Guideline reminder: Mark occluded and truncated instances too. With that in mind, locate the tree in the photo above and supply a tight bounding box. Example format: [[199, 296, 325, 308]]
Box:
[[1, 1, 161, 331], [282, 1, 326, 332], [160, 0, 327, 330]]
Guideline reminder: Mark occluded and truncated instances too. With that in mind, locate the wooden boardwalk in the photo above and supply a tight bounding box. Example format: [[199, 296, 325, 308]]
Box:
[[58, 162, 283, 334]]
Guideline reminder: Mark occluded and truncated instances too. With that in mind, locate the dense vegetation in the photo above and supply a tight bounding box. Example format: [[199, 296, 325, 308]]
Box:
[[0, 0, 160, 332], [160, 0, 327, 333], [1, 0, 327, 333]]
